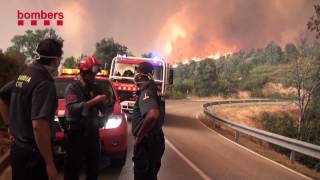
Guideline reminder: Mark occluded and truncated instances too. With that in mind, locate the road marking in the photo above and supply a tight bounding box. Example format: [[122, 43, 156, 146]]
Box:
[[198, 118, 312, 180], [165, 138, 212, 180]]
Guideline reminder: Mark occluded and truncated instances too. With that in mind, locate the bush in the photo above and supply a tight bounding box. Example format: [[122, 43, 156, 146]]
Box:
[[241, 76, 269, 92], [172, 79, 193, 94], [0, 54, 25, 129], [261, 112, 297, 154], [214, 79, 237, 97], [250, 88, 263, 98], [0, 53, 25, 87], [297, 96, 320, 170], [166, 89, 187, 99], [261, 112, 320, 170], [264, 92, 296, 100]]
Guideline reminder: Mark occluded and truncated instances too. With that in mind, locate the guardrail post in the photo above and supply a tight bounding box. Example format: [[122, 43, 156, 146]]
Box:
[[290, 151, 295, 164], [235, 131, 240, 143]]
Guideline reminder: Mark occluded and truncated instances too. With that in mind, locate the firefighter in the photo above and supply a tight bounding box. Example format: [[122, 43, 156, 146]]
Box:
[[0, 39, 63, 180], [131, 62, 165, 180], [63, 55, 109, 180]]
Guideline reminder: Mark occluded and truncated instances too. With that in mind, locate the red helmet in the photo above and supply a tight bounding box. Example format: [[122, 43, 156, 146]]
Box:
[[78, 55, 100, 73]]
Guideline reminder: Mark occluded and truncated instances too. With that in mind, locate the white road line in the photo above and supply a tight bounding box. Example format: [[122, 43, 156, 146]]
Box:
[[165, 138, 212, 180], [198, 118, 312, 180]]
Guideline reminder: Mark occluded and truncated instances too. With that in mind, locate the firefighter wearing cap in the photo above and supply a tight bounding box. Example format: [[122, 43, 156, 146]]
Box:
[[131, 62, 165, 180], [0, 39, 63, 180], [63, 55, 109, 180]]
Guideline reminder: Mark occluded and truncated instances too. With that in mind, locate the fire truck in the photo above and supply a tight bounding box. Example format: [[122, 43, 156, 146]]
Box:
[[109, 55, 173, 113]]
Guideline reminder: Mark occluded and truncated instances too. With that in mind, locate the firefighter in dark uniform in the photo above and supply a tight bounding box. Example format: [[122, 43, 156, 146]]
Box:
[[131, 62, 165, 180], [0, 39, 63, 180], [63, 56, 109, 180]]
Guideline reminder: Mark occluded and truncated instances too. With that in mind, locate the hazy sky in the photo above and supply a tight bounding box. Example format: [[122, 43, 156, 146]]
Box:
[[0, 0, 319, 63]]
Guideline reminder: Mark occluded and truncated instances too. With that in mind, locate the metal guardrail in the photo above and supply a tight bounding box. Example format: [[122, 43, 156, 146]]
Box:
[[203, 99, 320, 162]]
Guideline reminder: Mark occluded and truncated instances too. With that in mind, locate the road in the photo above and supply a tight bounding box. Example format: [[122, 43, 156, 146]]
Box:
[[0, 99, 309, 180], [163, 100, 308, 180]]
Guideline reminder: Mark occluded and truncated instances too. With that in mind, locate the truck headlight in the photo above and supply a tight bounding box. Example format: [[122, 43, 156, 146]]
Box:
[[104, 115, 122, 129]]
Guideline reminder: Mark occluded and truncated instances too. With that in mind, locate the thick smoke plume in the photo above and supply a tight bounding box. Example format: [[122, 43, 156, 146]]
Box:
[[1, 0, 319, 63]]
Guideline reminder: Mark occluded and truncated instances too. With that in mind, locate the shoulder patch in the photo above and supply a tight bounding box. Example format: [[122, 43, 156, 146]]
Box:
[[67, 94, 77, 102], [143, 92, 150, 101]]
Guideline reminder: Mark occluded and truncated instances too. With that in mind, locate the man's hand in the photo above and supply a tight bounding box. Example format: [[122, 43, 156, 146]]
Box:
[[93, 94, 107, 103], [46, 162, 58, 180], [86, 94, 107, 108], [0, 99, 9, 127], [135, 133, 145, 145], [7, 128, 14, 145]]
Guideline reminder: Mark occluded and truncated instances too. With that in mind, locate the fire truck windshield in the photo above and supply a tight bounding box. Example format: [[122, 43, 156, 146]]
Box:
[[112, 62, 163, 81]]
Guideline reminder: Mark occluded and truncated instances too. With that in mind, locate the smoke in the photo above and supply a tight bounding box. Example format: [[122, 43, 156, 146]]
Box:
[[160, 0, 319, 62], [69, 0, 319, 63], [0, 0, 319, 63]]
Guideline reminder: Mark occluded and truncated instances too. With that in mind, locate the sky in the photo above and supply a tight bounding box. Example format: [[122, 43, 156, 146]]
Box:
[[0, 0, 319, 64]]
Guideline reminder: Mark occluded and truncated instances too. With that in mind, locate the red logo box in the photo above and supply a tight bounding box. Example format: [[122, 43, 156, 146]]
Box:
[[17, 20, 24, 26], [57, 20, 63, 26], [31, 20, 37, 26]]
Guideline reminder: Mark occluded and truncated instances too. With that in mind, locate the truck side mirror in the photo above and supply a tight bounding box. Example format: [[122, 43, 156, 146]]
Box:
[[168, 69, 174, 85]]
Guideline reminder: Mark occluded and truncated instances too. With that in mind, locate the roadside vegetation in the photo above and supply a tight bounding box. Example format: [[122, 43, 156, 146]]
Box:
[[171, 6, 320, 174], [167, 39, 319, 99], [200, 104, 320, 179]]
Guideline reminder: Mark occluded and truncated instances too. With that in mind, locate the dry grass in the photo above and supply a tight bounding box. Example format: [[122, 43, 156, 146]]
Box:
[[236, 91, 251, 99], [210, 103, 299, 129], [198, 104, 320, 180], [262, 83, 296, 97], [186, 96, 227, 101]]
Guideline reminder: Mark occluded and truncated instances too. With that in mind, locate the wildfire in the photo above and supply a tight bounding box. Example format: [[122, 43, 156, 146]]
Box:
[[170, 50, 234, 67], [180, 50, 233, 62], [207, 51, 233, 59], [164, 23, 187, 55], [161, 11, 237, 64]]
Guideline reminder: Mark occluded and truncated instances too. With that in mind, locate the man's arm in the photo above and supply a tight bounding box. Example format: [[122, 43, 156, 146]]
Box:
[[136, 108, 159, 144], [0, 99, 9, 126], [32, 119, 55, 166], [135, 88, 160, 144], [0, 99, 14, 143], [85, 95, 107, 108], [31, 80, 58, 179], [65, 85, 107, 116], [0, 81, 14, 126]]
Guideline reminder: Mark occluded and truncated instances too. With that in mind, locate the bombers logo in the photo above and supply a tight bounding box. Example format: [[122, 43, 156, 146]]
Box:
[[17, 10, 64, 26]]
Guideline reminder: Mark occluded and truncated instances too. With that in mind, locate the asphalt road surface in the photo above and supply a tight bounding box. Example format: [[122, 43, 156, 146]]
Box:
[[0, 99, 310, 180]]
